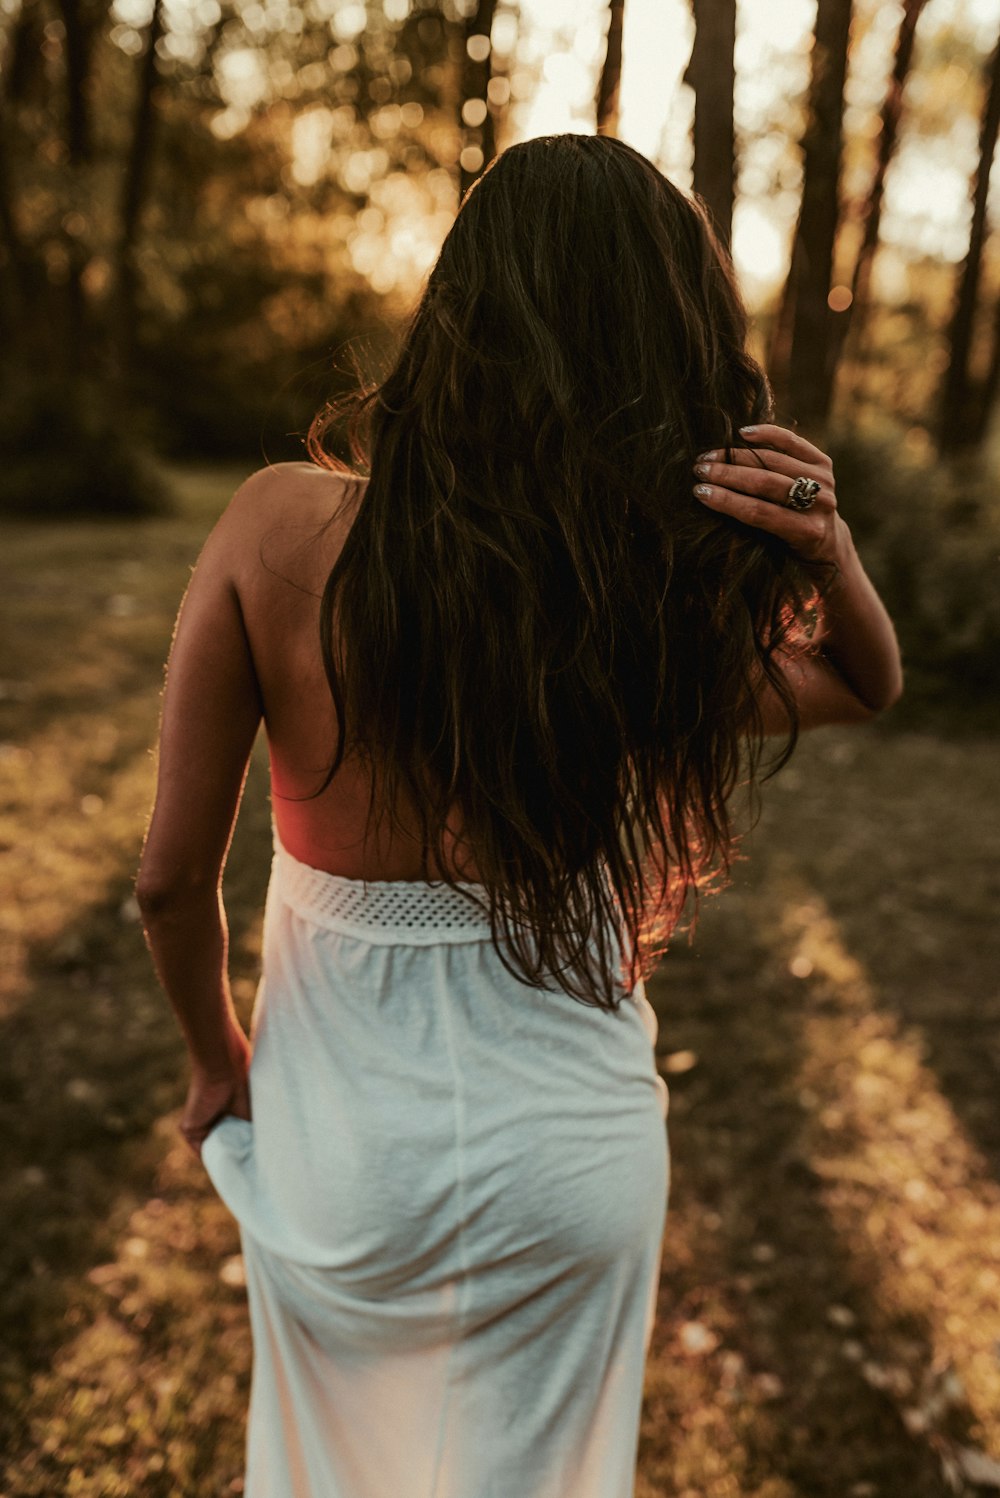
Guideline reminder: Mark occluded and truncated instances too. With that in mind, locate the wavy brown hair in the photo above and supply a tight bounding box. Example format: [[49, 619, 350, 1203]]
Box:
[[303, 133, 826, 1010]]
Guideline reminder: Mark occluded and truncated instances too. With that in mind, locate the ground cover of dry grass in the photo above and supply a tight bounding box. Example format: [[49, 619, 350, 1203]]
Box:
[[1, 467, 998, 1496]]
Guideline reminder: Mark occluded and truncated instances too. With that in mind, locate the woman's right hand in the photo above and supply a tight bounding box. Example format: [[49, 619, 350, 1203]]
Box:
[[179, 1024, 253, 1162]]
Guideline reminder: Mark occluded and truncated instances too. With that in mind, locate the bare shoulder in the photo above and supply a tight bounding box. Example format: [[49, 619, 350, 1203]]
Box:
[[217, 461, 366, 595], [226, 460, 361, 529]]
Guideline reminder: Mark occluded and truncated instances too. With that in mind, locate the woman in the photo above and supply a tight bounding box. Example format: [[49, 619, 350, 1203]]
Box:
[[136, 134, 902, 1498]]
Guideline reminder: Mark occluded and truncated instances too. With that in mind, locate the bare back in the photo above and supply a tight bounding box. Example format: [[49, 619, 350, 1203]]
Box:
[[232, 462, 481, 882]]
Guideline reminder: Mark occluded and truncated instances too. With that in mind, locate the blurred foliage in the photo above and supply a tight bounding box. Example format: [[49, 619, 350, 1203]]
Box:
[[133, 267, 390, 458], [828, 423, 1000, 727], [1, 0, 998, 716], [0, 0, 493, 503], [0, 379, 170, 517]]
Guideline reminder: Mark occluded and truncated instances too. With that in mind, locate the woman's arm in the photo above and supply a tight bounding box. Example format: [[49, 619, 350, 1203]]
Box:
[[691, 423, 904, 734], [135, 475, 268, 1152]]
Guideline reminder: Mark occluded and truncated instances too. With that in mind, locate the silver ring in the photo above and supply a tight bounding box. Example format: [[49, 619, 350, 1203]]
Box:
[[786, 476, 820, 511]]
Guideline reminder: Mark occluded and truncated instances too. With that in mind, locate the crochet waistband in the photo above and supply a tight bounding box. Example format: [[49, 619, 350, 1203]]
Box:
[[271, 833, 496, 946], [268, 825, 635, 985]]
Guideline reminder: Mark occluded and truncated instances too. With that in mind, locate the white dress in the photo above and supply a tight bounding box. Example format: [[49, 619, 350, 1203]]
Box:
[[202, 823, 670, 1498]]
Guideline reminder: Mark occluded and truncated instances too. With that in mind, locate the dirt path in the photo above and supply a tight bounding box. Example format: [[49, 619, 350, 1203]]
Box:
[[638, 728, 1000, 1498]]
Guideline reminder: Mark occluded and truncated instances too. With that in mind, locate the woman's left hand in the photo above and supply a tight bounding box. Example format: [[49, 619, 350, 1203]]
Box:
[[691, 423, 852, 568], [179, 1025, 253, 1161]]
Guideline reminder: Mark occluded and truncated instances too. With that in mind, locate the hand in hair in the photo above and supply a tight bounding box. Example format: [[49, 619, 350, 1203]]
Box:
[[691, 422, 847, 568], [692, 423, 904, 723]]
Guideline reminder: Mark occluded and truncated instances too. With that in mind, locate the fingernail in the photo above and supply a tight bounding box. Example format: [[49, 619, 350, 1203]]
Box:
[[697, 451, 718, 462], [739, 425, 757, 434], [693, 462, 710, 476], [693, 484, 712, 498]]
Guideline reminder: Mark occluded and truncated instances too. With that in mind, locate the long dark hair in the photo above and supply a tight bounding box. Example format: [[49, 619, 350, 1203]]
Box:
[[304, 133, 824, 1010]]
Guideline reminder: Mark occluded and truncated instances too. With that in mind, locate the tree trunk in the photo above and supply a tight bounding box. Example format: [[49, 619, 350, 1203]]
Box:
[[767, 235, 800, 404], [111, 0, 164, 388], [0, 2, 54, 368], [595, 0, 624, 137], [769, 0, 853, 434], [52, 0, 100, 377], [4, 0, 47, 107], [54, 0, 92, 165], [832, 0, 928, 372], [0, 110, 30, 344], [458, 0, 497, 201], [683, 0, 736, 251], [968, 281, 1000, 446], [937, 29, 1000, 455]]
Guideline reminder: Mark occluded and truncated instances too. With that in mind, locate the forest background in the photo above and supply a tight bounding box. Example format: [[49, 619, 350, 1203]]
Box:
[[2, 0, 1000, 717], [2, 2, 1000, 1496]]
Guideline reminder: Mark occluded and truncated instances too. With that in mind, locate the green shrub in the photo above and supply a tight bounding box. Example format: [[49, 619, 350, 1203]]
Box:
[[827, 424, 1000, 727], [0, 380, 171, 519]]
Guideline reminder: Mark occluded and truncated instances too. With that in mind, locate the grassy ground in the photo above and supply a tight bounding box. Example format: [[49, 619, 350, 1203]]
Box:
[[1, 468, 998, 1497]]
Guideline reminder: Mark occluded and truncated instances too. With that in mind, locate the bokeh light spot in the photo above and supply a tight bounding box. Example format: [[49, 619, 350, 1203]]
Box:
[[330, 2, 365, 41], [461, 98, 488, 127]]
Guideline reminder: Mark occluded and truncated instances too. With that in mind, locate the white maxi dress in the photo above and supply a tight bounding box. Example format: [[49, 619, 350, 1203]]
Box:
[[202, 822, 670, 1498]]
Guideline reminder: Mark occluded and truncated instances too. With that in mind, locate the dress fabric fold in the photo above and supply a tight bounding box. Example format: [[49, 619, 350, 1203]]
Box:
[[202, 825, 670, 1498]]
